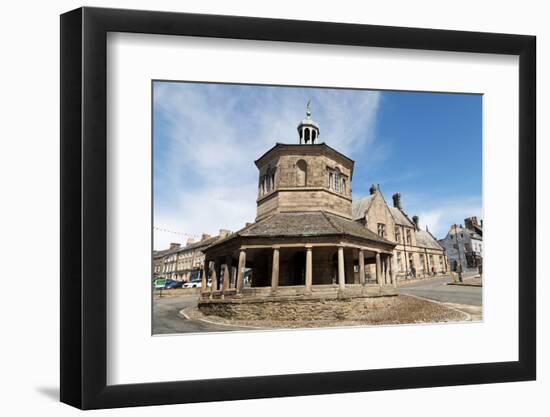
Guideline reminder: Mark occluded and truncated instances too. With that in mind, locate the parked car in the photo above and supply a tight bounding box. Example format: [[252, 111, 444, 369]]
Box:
[[183, 278, 202, 289], [163, 279, 184, 289]]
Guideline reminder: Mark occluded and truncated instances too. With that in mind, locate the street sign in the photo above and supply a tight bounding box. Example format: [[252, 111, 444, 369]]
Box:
[[154, 278, 166, 289]]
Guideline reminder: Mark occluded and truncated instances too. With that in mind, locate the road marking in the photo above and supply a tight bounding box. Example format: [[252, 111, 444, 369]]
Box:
[[401, 293, 472, 321], [178, 308, 265, 329]]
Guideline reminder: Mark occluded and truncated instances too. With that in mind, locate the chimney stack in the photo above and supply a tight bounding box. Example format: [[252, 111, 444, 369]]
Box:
[[169, 242, 181, 250], [201, 233, 211, 241], [392, 192, 402, 209], [464, 216, 479, 231], [369, 184, 378, 195], [186, 237, 194, 246], [219, 229, 231, 239], [412, 215, 420, 230]]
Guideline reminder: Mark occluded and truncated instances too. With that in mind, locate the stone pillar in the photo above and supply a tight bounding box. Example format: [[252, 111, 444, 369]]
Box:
[[211, 260, 219, 295], [337, 246, 345, 290], [271, 247, 280, 294], [223, 255, 231, 291], [201, 263, 208, 294], [385, 256, 390, 284], [236, 249, 246, 294], [305, 245, 313, 293], [375, 252, 382, 285], [359, 250, 366, 285], [389, 254, 396, 287]]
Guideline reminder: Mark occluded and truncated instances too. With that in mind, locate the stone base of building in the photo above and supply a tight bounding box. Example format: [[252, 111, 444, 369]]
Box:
[[198, 284, 397, 322]]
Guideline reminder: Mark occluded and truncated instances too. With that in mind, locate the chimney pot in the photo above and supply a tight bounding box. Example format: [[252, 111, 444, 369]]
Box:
[[392, 192, 402, 209]]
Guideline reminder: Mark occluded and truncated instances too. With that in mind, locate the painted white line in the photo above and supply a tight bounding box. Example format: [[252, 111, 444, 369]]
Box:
[[400, 293, 472, 321], [178, 308, 265, 329]]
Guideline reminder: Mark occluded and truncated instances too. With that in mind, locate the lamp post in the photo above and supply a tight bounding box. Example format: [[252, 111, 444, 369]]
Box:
[[453, 224, 463, 283]]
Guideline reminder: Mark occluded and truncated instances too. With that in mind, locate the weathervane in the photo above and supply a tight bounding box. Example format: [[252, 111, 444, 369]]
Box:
[[306, 100, 311, 118]]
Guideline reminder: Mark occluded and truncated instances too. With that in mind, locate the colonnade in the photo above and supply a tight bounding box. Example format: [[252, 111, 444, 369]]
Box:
[[202, 244, 396, 298]]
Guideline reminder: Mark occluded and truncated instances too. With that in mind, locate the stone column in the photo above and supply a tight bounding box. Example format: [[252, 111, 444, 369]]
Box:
[[337, 246, 345, 290], [210, 261, 219, 296], [359, 250, 366, 285], [384, 255, 391, 285], [375, 252, 382, 285], [271, 246, 280, 294], [200, 263, 208, 294], [389, 254, 396, 286], [236, 249, 246, 294], [305, 245, 313, 293], [223, 255, 232, 291]]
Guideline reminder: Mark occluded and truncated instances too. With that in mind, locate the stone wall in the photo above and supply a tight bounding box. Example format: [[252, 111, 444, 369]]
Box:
[[256, 151, 353, 220], [199, 295, 397, 322]]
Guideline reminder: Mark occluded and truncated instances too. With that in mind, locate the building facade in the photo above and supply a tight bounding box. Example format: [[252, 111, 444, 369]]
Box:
[[201, 105, 398, 303], [352, 186, 447, 281], [438, 217, 483, 274], [153, 230, 231, 281]]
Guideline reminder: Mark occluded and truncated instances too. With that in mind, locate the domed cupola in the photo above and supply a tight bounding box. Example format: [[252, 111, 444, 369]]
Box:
[[297, 101, 320, 144]]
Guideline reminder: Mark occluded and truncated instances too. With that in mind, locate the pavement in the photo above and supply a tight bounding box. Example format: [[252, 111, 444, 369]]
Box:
[[152, 293, 250, 334], [399, 275, 482, 307]]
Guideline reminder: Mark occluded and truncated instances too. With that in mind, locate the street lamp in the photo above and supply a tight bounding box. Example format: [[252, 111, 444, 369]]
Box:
[[453, 224, 463, 283]]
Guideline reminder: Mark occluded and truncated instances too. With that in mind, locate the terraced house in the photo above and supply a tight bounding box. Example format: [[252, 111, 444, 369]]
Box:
[[352, 186, 448, 281], [153, 230, 231, 282]]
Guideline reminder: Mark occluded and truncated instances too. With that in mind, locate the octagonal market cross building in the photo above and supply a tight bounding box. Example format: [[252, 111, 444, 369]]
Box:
[[200, 106, 398, 307]]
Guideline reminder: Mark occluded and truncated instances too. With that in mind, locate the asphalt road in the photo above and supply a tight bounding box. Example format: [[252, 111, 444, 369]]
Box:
[[399, 275, 482, 306], [152, 293, 249, 335]]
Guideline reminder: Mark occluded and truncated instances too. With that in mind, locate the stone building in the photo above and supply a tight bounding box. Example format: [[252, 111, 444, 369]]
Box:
[[201, 105, 398, 303], [438, 217, 483, 274], [352, 187, 448, 280], [153, 230, 231, 281]]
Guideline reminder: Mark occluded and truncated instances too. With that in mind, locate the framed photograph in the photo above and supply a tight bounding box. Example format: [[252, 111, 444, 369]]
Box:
[[60, 6, 536, 409]]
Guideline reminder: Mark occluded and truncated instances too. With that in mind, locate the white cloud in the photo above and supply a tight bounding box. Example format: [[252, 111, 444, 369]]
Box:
[[414, 196, 482, 239], [153, 82, 381, 250]]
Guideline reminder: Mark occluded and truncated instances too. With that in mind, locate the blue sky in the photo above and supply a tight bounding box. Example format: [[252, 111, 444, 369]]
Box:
[[153, 81, 482, 250]]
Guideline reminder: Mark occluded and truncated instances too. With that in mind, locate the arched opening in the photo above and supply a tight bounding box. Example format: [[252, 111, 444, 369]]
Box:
[[304, 128, 310, 143], [312, 129, 317, 143], [296, 159, 307, 186]]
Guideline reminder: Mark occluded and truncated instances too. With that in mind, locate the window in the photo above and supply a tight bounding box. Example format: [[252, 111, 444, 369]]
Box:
[[395, 227, 401, 243], [377, 223, 386, 237], [439, 255, 444, 271], [328, 167, 347, 194], [296, 160, 307, 186], [406, 229, 412, 244], [396, 252, 403, 272], [419, 254, 425, 271]]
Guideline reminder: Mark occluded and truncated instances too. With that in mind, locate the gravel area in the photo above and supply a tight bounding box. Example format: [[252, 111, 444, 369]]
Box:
[[186, 294, 469, 329]]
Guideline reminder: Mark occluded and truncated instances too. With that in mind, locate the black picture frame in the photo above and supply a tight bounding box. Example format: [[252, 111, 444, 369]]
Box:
[[60, 6, 536, 410]]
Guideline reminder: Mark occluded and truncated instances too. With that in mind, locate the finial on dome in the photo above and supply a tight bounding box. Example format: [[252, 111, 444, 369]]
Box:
[[297, 101, 320, 144]]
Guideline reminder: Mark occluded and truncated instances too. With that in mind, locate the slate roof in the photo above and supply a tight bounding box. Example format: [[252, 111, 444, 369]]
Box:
[[447, 225, 482, 241], [208, 211, 394, 249], [154, 235, 223, 259], [415, 229, 444, 250], [389, 206, 415, 228], [351, 195, 375, 220]]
